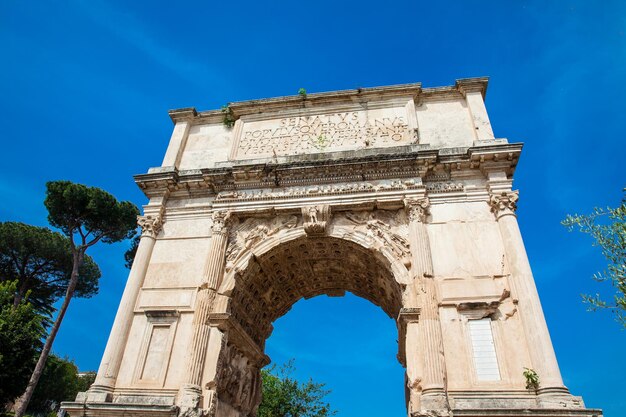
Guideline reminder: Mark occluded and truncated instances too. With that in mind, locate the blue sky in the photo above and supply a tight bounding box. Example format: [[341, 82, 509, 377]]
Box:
[[1, 1, 625, 416]]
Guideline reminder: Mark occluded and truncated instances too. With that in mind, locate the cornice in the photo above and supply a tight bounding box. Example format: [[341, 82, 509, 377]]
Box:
[[135, 142, 522, 199], [165, 77, 489, 126], [168, 107, 198, 123], [455, 77, 489, 99]]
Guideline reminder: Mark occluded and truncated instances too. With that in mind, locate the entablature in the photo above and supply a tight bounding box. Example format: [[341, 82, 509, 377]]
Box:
[[135, 143, 521, 202]]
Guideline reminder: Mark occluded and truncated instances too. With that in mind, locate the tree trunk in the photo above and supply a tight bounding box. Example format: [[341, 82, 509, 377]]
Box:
[[13, 249, 85, 417], [13, 275, 30, 307]]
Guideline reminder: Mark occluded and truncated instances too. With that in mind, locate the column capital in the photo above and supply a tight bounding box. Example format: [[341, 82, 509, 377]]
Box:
[[211, 210, 232, 235], [489, 190, 519, 219], [404, 197, 430, 223], [137, 213, 164, 238]]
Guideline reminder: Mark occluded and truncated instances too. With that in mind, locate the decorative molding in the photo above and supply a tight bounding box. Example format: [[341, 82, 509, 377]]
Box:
[[488, 190, 519, 219], [216, 179, 421, 202], [397, 307, 421, 369], [302, 205, 332, 235], [425, 181, 464, 194], [134, 144, 522, 199], [404, 197, 430, 223], [398, 307, 421, 323]]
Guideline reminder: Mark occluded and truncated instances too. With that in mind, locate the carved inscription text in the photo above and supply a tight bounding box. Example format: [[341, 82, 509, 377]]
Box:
[[237, 110, 413, 158]]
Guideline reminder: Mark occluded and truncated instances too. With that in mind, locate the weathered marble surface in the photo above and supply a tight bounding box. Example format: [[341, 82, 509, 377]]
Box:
[[62, 78, 602, 417]]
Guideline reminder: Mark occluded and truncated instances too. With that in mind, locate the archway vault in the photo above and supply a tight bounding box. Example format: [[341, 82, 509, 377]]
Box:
[[220, 232, 405, 350]]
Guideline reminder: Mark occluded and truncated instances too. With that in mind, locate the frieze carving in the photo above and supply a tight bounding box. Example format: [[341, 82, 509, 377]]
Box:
[[302, 205, 331, 236], [215, 179, 421, 201], [404, 197, 430, 223], [211, 210, 232, 235], [425, 181, 464, 193], [224, 215, 299, 272], [215, 342, 261, 415], [137, 212, 164, 238], [488, 190, 519, 218]]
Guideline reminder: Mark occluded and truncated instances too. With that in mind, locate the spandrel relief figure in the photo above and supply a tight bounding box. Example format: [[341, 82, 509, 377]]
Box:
[[225, 215, 299, 272], [343, 210, 411, 267]]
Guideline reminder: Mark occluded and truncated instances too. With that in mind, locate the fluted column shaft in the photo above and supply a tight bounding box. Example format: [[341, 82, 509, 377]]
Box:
[[489, 191, 567, 394], [183, 211, 231, 389], [404, 198, 447, 395], [91, 213, 163, 395]]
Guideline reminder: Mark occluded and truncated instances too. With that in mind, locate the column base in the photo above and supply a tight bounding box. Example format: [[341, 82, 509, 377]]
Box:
[[82, 384, 114, 403], [536, 386, 586, 409], [446, 390, 601, 417], [451, 409, 602, 417], [412, 392, 451, 417]]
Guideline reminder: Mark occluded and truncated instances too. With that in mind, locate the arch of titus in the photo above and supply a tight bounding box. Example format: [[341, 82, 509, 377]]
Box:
[[63, 78, 601, 417]]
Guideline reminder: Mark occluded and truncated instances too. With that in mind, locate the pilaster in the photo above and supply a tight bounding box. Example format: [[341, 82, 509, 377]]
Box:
[[90, 206, 165, 399], [487, 179, 577, 405], [162, 108, 196, 169], [403, 197, 450, 416], [178, 210, 232, 417]]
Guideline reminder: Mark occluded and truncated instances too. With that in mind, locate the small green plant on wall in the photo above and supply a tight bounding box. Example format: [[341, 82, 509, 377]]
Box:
[[298, 88, 307, 98], [221, 104, 236, 128], [523, 367, 540, 391], [309, 134, 330, 150]]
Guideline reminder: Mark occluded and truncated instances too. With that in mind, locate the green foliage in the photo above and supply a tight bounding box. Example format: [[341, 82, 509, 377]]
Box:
[[258, 360, 336, 417], [124, 235, 140, 269], [562, 191, 626, 326], [309, 135, 329, 150], [28, 355, 81, 415], [523, 367, 539, 391], [13, 181, 140, 417], [298, 88, 307, 98], [77, 372, 96, 393], [221, 105, 236, 128], [0, 281, 45, 407], [0, 222, 101, 318], [44, 181, 139, 246]]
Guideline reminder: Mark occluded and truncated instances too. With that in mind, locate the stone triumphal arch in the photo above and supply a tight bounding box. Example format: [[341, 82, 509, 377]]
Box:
[[63, 79, 601, 417]]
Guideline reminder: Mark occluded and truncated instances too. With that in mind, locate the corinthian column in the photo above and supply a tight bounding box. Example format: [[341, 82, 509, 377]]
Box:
[[89, 212, 164, 400], [488, 191, 569, 397], [403, 197, 449, 414], [179, 210, 231, 415]]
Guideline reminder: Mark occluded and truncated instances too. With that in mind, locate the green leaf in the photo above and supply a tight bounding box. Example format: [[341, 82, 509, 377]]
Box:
[[562, 189, 626, 327]]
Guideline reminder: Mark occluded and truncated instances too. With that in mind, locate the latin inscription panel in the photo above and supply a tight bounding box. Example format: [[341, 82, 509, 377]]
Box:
[[235, 106, 416, 159]]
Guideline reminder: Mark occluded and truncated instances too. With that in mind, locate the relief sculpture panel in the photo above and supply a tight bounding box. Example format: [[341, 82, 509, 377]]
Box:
[[224, 214, 300, 273], [215, 342, 262, 416]]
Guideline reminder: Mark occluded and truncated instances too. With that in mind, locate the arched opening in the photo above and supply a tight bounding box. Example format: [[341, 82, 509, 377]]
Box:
[[215, 234, 408, 416], [229, 236, 404, 349], [265, 292, 406, 416]]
